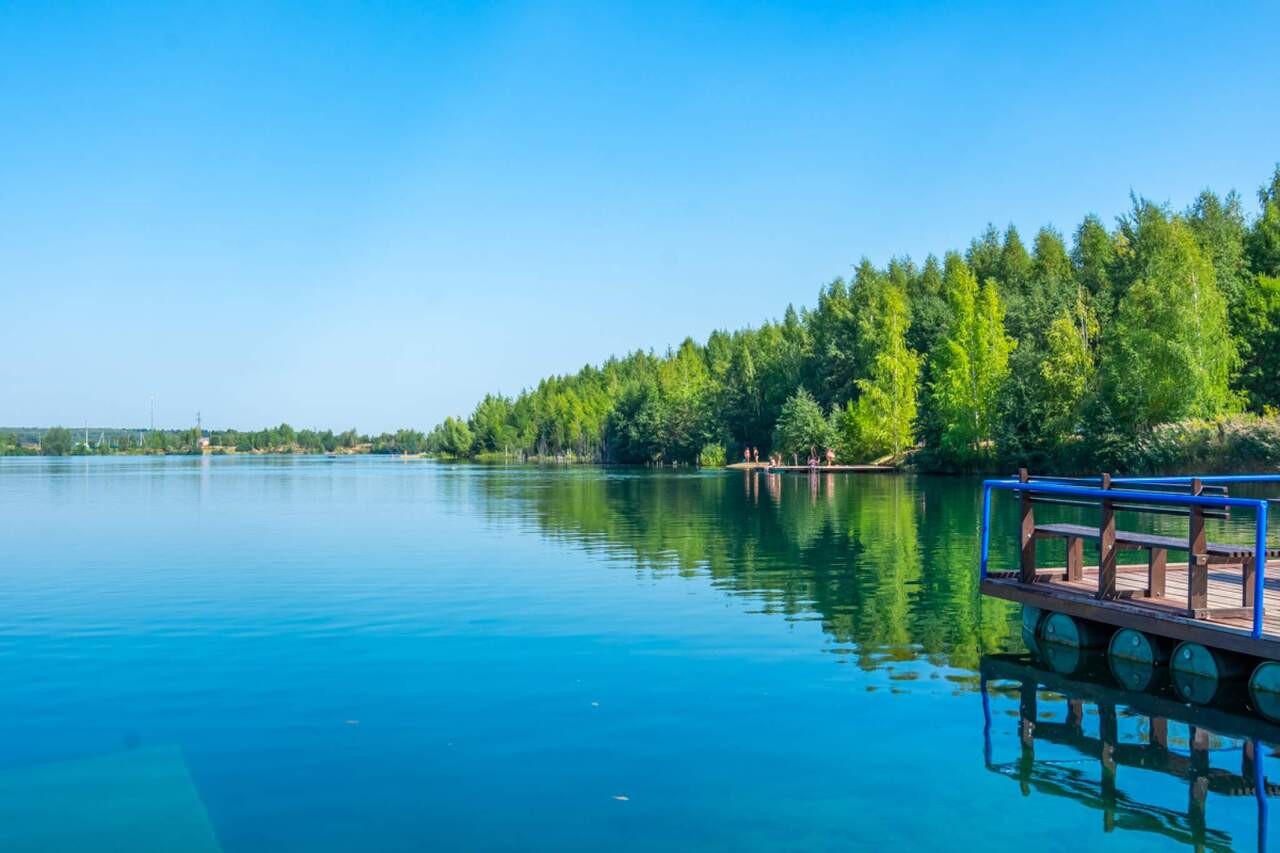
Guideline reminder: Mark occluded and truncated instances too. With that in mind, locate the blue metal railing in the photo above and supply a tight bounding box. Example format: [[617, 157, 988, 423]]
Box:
[[980, 478, 1271, 639]]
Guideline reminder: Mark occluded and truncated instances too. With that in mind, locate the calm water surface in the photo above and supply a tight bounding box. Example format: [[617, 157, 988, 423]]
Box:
[[0, 457, 1274, 851]]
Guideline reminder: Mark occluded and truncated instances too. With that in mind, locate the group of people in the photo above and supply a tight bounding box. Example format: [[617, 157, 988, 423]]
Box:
[[742, 446, 837, 469]]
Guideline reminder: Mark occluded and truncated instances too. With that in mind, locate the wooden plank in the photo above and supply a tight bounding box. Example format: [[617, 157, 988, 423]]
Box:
[[1034, 523, 1275, 558], [1202, 606, 1253, 620]]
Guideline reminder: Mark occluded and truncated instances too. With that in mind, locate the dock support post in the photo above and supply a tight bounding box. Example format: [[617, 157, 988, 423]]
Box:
[[1019, 468, 1036, 584], [1066, 537, 1084, 582], [1147, 548, 1166, 598], [1188, 478, 1208, 616], [1097, 473, 1117, 599]]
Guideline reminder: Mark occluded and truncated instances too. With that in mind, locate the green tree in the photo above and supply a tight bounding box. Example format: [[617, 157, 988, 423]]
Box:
[[437, 418, 472, 457], [1103, 203, 1237, 429], [1247, 165, 1280, 277], [808, 278, 860, 409], [469, 394, 516, 453], [772, 388, 835, 459], [1187, 189, 1249, 317], [1039, 295, 1098, 438], [1231, 274, 1280, 410], [929, 255, 1014, 463], [843, 279, 920, 460], [42, 426, 74, 456], [1072, 214, 1117, 320], [653, 338, 714, 462], [904, 255, 949, 356]]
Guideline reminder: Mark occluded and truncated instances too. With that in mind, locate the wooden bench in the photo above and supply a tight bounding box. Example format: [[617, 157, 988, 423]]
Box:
[[1033, 521, 1277, 618]]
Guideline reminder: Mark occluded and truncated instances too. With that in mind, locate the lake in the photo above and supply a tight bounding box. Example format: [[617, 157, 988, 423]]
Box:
[[0, 456, 1274, 851]]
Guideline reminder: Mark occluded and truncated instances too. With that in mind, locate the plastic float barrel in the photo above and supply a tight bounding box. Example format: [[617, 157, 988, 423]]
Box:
[[1040, 641, 1085, 675], [1039, 612, 1112, 649], [1248, 660, 1280, 723], [1170, 641, 1247, 705], [1021, 627, 1041, 658], [1021, 605, 1046, 637], [1107, 628, 1170, 692], [1108, 628, 1170, 665]]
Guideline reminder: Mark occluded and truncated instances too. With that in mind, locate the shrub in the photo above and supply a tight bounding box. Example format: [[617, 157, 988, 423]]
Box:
[[698, 443, 726, 468]]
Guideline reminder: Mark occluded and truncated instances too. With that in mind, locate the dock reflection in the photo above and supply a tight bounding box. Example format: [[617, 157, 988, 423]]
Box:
[[981, 649, 1276, 852]]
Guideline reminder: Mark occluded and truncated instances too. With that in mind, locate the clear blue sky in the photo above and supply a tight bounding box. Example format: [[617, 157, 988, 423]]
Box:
[[3, 1, 1278, 433]]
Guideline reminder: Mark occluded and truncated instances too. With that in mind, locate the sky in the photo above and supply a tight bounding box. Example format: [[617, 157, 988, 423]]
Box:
[[2, 1, 1279, 433]]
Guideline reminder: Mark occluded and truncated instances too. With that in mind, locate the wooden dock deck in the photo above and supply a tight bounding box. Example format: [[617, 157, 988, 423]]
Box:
[[984, 565, 1280, 659], [728, 462, 897, 473]]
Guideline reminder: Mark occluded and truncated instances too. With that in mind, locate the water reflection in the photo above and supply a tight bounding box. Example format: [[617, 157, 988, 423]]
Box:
[[981, 648, 1276, 851], [478, 468, 1021, 670]]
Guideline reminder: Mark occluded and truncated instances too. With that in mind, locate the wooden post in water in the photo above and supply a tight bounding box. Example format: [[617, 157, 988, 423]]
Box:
[[1019, 468, 1036, 584], [1097, 473, 1117, 599], [1188, 726, 1210, 841], [1149, 716, 1168, 750], [1099, 702, 1118, 832], [1017, 677, 1036, 797], [1066, 699, 1083, 732], [1188, 478, 1208, 616]]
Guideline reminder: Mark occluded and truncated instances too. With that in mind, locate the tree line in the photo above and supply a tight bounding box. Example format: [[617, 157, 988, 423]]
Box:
[[426, 167, 1280, 472], [2, 425, 435, 456]]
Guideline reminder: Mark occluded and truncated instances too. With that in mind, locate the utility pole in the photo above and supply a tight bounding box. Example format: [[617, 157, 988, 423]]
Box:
[[150, 395, 155, 432]]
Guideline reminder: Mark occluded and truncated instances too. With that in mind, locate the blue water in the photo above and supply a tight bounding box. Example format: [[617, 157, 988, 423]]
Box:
[[0, 456, 1274, 851]]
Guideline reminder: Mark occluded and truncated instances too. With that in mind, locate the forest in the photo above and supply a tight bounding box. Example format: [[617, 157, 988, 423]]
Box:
[[0, 425, 430, 457], [425, 166, 1280, 473]]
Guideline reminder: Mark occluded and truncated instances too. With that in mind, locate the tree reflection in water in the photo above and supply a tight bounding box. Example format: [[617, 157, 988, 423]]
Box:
[[477, 468, 1022, 672]]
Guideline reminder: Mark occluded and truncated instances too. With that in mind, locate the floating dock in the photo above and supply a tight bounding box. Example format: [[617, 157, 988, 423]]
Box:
[[727, 463, 898, 473], [980, 471, 1280, 717]]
